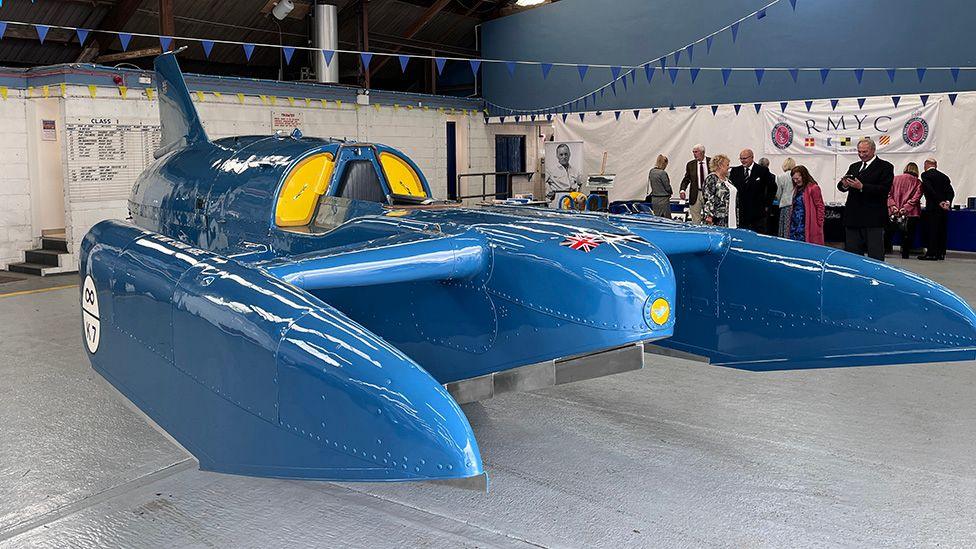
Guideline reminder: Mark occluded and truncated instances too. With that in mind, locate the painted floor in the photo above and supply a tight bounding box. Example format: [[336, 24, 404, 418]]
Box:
[[1, 257, 975, 548]]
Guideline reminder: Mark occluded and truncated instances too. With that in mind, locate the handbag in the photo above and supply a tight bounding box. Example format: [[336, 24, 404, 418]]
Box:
[[890, 212, 908, 233]]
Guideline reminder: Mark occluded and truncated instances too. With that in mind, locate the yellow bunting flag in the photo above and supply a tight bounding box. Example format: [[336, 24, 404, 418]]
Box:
[[213, 91, 222, 99], [304, 97, 311, 107], [393, 104, 399, 112], [335, 100, 342, 108], [60, 83, 66, 98], [27, 86, 34, 98], [373, 103, 380, 112], [423, 105, 429, 111], [269, 96, 277, 105], [42, 85, 50, 98], [259, 94, 268, 104], [194, 90, 204, 102], [287, 97, 295, 106], [119, 86, 128, 99], [88, 84, 97, 98], [354, 103, 360, 111], [0, 87, 7, 100], [145, 87, 155, 100], [437, 107, 444, 113], [405, 105, 413, 111], [320, 98, 327, 108], [237, 93, 245, 104]]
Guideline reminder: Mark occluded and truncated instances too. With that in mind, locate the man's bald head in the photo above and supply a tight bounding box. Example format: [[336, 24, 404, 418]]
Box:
[[739, 149, 755, 168]]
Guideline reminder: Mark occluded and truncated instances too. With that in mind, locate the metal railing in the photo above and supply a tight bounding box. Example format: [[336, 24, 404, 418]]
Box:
[[456, 171, 535, 201]]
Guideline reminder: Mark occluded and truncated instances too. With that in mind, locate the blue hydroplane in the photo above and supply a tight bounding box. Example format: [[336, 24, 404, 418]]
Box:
[[79, 52, 976, 487]]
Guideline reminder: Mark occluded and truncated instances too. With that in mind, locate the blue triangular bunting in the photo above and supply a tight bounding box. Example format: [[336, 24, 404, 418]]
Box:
[[690, 68, 700, 83], [789, 68, 799, 83], [610, 82, 617, 95], [757, 8, 767, 19], [578, 113, 585, 122], [541, 63, 553, 79], [546, 114, 553, 122], [243, 43, 256, 61], [159, 36, 172, 51], [819, 68, 830, 83], [669, 104, 675, 110], [805, 100, 813, 111], [614, 111, 621, 120], [644, 64, 654, 83], [733, 104, 742, 115], [857, 97, 866, 109], [721, 68, 732, 85], [830, 99, 839, 110], [469, 59, 481, 76], [119, 33, 132, 51], [0, 22, 6, 41], [631, 69, 636, 84], [754, 68, 764, 85], [951, 67, 960, 82], [202, 40, 214, 58], [399, 55, 410, 72], [584, 97, 589, 109], [892, 96, 900, 107], [322, 50, 335, 65], [706, 35, 713, 53], [780, 102, 788, 112], [514, 115, 521, 123], [35, 25, 49, 44], [578, 64, 588, 81], [505, 61, 516, 77], [854, 68, 864, 83], [435, 57, 446, 75], [283, 47, 295, 65], [690, 103, 697, 110], [686, 44, 694, 63], [731, 22, 740, 42], [711, 105, 719, 115], [754, 103, 761, 113], [633, 110, 640, 120], [916, 67, 926, 82], [611, 66, 621, 80], [660, 57, 667, 70], [621, 74, 628, 90], [790, 0, 797, 8], [673, 50, 681, 65], [500, 116, 506, 123], [920, 94, 929, 106], [360, 53, 373, 70], [668, 67, 679, 84], [76, 28, 89, 46], [886, 68, 896, 82], [949, 93, 958, 105], [561, 113, 568, 122]]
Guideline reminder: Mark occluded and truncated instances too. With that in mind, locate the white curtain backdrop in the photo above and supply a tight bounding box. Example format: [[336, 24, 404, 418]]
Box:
[[549, 91, 976, 205]]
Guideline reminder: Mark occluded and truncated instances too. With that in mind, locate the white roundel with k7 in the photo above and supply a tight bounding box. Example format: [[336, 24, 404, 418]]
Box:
[[82, 275, 100, 354]]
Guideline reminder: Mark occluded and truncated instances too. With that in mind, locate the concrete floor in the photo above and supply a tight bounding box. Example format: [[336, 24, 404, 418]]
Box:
[[1, 257, 975, 548]]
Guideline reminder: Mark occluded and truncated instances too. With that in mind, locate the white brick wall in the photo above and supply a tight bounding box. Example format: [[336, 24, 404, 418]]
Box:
[[0, 82, 539, 269], [0, 89, 33, 269]]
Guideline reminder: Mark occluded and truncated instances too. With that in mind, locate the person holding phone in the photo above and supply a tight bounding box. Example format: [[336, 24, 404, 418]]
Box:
[[837, 138, 894, 261]]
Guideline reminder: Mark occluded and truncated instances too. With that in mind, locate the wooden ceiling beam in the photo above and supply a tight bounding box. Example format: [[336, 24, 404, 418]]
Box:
[[76, 0, 145, 63]]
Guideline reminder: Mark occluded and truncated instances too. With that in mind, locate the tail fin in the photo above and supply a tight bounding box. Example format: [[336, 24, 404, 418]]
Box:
[[154, 50, 208, 157]]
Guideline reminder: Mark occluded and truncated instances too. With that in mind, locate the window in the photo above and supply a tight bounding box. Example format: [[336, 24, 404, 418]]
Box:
[[335, 160, 387, 203], [275, 152, 335, 227]]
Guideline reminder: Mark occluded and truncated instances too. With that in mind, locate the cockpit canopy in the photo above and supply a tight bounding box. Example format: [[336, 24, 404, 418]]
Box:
[[275, 144, 435, 228]]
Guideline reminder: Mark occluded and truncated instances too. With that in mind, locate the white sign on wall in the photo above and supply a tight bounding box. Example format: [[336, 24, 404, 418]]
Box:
[[64, 117, 161, 203], [271, 110, 303, 133], [764, 100, 940, 155]]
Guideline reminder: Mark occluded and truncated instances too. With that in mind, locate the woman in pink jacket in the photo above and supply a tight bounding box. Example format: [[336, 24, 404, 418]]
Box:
[[885, 162, 923, 258], [787, 165, 825, 245]]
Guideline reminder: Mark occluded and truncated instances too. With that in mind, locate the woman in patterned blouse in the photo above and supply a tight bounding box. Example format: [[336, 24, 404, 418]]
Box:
[[702, 154, 738, 228]]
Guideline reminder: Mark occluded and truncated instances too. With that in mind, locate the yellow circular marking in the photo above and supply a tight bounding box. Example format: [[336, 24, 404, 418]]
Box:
[[650, 298, 670, 325]]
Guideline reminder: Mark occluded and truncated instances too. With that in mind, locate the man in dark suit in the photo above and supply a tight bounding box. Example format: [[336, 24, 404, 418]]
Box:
[[679, 144, 710, 224], [837, 138, 894, 261], [729, 148, 776, 233], [918, 157, 954, 260]]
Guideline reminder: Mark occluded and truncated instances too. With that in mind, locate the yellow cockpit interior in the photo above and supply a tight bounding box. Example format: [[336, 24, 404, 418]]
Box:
[[275, 152, 335, 227], [379, 152, 428, 198]]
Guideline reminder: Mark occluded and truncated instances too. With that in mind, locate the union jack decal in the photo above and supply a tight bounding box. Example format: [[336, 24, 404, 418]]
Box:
[[559, 231, 646, 253]]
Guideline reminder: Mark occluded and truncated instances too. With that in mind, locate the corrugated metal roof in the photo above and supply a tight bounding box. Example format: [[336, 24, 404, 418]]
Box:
[[0, 0, 493, 87]]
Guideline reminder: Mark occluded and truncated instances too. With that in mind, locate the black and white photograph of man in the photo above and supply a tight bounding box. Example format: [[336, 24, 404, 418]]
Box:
[[544, 141, 583, 202]]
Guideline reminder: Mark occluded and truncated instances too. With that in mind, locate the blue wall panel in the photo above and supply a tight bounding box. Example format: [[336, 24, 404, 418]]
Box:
[[481, 0, 976, 113]]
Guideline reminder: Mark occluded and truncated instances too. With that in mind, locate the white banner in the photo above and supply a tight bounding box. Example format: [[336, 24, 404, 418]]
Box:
[[764, 100, 940, 155]]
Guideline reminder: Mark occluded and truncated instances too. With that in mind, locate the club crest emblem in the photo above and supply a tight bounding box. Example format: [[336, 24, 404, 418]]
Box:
[[902, 116, 929, 147], [771, 122, 794, 149]]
